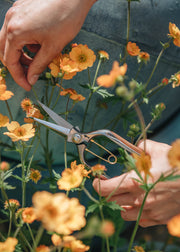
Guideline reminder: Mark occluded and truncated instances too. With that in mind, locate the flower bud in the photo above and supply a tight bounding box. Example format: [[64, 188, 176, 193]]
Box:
[[0, 161, 10, 171]]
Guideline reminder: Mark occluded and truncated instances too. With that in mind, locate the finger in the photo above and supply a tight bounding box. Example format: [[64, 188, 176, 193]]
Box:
[[27, 43, 61, 85], [20, 52, 33, 66], [4, 39, 31, 91], [26, 44, 41, 53], [108, 192, 144, 207], [0, 20, 8, 64]]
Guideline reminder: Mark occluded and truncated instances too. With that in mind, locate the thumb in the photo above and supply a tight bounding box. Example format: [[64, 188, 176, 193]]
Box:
[[27, 44, 59, 85]]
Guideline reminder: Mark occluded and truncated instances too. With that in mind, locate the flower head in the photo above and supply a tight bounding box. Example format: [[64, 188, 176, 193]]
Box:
[[137, 52, 150, 63], [168, 139, 180, 169], [32, 191, 86, 235], [0, 237, 18, 252], [21, 98, 33, 112], [132, 152, 152, 178], [127, 42, 140, 56], [168, 22, 180, 47], [0, 113, 9, 127], [0, 84, 14, 101], [133, 246, 145, 252], [4, 199, 20, 210], [60, 88, 85, 102], [69, 44, 96, 71], [0, 161, 10, 171], [171, 73, 180, 88], [100, 220, 115, 237], [36, 245, 50, 252], [167, 213, 180, 237], [91, 164, 107, 176], [97, 61, 127, 88], [4, 121, 35, 142], [22, 207, 36, 223], [98, 50, 109, 60], [30, 169, 42, 183]]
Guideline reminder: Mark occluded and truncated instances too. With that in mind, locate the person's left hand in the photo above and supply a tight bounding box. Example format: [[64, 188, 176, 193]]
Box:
[[93, 140, 180, 227]]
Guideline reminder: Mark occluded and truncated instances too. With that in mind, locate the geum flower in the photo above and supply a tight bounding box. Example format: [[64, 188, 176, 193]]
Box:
[[4, 121, 35, 142], [97, 61, 127, 88], [168, 139, 180, 169], [69, 44, 96, 71], [168, 22, 180, 47], [32, 191, 86, 235], [0, 113, 9, 127], [132, 152, 152, 178], [0, 237, 18, 252], [57, 160, 90, 191], [21, 98, 33, 112], [0, 83, 14, 101], [60, 88, 85, 102], [126, 41, 140, 56], [30, 169, 42, 183], [167, 213, 180, 238], [22, 207, 36, 224]]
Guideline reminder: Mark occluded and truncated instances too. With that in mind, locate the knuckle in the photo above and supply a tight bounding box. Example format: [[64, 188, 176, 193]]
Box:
[[5, 6, 16, 21]]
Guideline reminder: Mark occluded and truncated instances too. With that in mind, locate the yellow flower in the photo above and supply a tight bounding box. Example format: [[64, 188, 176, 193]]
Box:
[[168, 22, 180, 47], [0, 113, 9, 127], [101, 220, 115, 237], [132, 152, 152, 178], [69, 44, 96, 71], [70, 239, 90, 252], [4, 199, 20, 210], [167, 213, 180, 237], [168, 139, 180, 169], [22, 207, 36, 223], [91, 164, 107, 176], [126, 42, 140, 56], [21, 98, 33, 112], [32, 191, 86, 235], [60, 88, 85, 102], [0, 84, 14, 101], [4, 121, 35, 142], [97, 61, 127, 88], [57, 161, 84, 191], [0, 161, 10, 171], [30, 169, 42, 183], [36, 245, 50, 252], [133, 246, 145, 252], [0, 237, 18, 252]]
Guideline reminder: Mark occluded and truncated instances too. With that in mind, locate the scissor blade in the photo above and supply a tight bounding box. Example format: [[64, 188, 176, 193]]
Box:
[[33, 117, 71, 137], [38, 101, 73, 129]]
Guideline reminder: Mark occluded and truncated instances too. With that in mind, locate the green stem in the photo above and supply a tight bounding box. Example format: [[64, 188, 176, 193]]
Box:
[[92, 59, 102, 88], [27, 223, 36, 248], [99, 205, 110, 252], [122, 0, 131, 63], [5, 100, 13, 121], [7, 210, 13, 237], [82, 187, 99, 204], [32, 225, 44, 251], [19, 142, 26, 208], [48, 85, 56, 107], [31, 86, 39, 101], [134, 61, 144, 80]]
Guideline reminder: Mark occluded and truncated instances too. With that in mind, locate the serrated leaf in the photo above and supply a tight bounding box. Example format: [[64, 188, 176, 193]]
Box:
[[79, 83, 92, 90], [86, 203, 99, 216], [104, 201, 125, 212]]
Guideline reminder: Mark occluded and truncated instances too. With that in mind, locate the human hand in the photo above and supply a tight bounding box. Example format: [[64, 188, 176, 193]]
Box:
[[0, 0, 96, 90], [93, 140, 180, 227]]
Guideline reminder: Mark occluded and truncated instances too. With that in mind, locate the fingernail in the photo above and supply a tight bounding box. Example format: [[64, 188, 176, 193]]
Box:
[[29, 75, 39, 85]]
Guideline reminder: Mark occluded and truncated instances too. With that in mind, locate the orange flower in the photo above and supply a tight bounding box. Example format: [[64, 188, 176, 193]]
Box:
[[26, 106, 44, 120], [0, 161, 10, 171], [101, 220, 115, 237], [0, 84, 14, 100], [30, 169, 42, 183], [71, 160, 91, 178], [36, 245, 50, 252], [162, 78, 169, 85], [168, 22, 180, 47], [21, 98, 33, 112], [4, 199, 20, 210], [22, 207, 36, 223], [4, 121, 35, 142], [57, 161, 84, 191], [172, 73, 180, 88], [133, 246, 145, 252], [48, 55, 61, 77], [98, 50, 109, 60], [0, 237, 18, 252], [91, 164, 107, 176], [32, 191, 86, 235], [60, 88, 85, 102], [126, 42, 140, 56], [69, 44, 96, 71], [132, 152, 152, 177], [137, 52, 150, 63], [70, 239, 90, 252], [168, 139, 180, 169], [97, 61, 127, 88], [167, 213, 180, 237], [0, 113, 9, 127]]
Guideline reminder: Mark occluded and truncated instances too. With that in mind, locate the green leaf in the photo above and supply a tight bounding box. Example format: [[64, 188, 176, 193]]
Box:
[[52, 169, 61, 180], [96, 89, 114, 98], [79, 83, 92, 90], [104, 201, 125, 212], [86, 203, 99, 216]]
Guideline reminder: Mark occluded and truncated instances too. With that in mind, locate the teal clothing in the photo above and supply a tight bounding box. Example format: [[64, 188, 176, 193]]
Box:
[[0, 0, 180, 169]]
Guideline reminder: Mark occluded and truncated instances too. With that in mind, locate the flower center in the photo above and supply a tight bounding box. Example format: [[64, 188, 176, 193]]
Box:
[[78, 54, 87, 63], [14, 127, 26, 137]]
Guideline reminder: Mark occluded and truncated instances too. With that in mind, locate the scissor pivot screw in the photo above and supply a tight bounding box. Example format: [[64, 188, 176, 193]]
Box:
[[72, 133, 82, 144]]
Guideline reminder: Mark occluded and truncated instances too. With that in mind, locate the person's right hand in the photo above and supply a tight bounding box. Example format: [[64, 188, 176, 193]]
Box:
[[0, 0, 96, 90]]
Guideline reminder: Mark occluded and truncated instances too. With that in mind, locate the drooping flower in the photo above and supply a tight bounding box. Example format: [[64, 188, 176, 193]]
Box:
[[0, 161, 10, 171], [168, 22, 180, 47], [167, 213, 180, 237], [168, 139, 180, 169], [69, 44, 96, 71], [171, 73, 180, 88], [100, 220, 115, 237], [126, 42, 140, 56], [36, 245, 50, 252], [98, 50, 109, 60], [32, 191, 86, 235], [4, 121, 35, 142], [0, 237, 18, 252], [97, 61, 127, 88], [21, 98, 33, 112], [0, 83, 14, 101], [60, 88, 85, 102], [137, 52, 150, 63], [91, 164, 107, 176], [4, 199, 20, 210], [0, 113, 9, 127], [57, 161, 84, 191], [26, 106, 44, 120], [30, 169, 42, 183], [22, 207, 36, 223], [132, 152, 152, 177]]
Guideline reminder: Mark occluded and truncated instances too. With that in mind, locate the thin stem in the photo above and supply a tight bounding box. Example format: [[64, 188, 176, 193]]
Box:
[[134, 61, 144, 80], [32, 225, 44, 252], [99, 205, 110, 252], [122, 0, 131, 63], [27, 223, 36, 248], [31, 86, 39, 101], [82, 187, 99, 204], [7, 210, 12, 237], [92, 59, 102, 88], [5, 100, 13, 121], [20, 143, 26, 207]]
